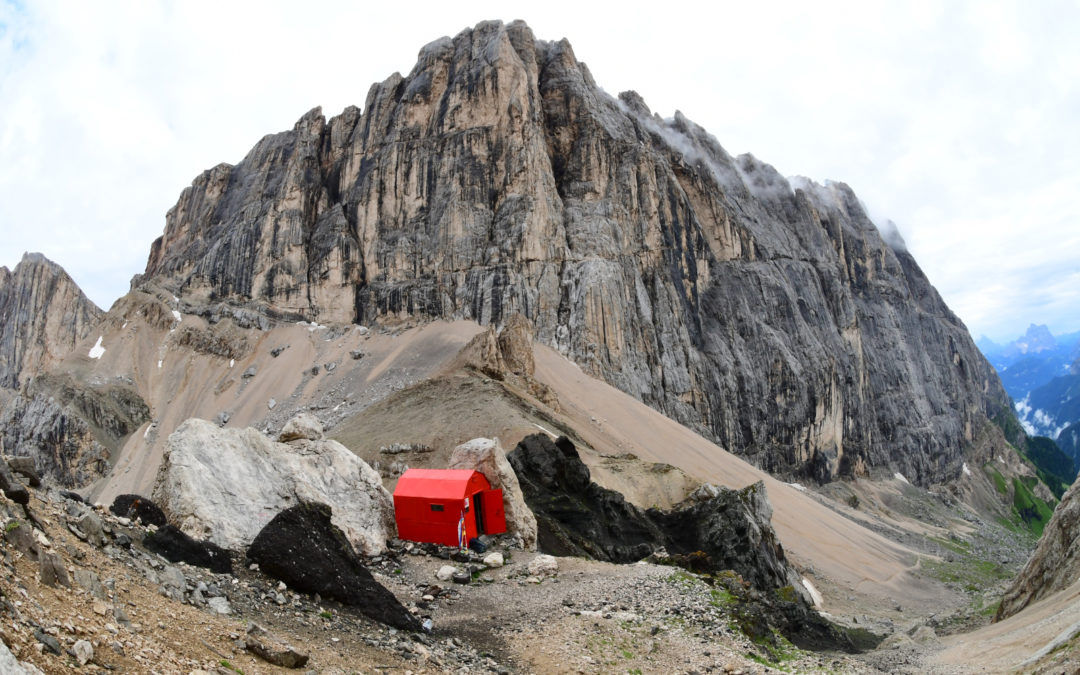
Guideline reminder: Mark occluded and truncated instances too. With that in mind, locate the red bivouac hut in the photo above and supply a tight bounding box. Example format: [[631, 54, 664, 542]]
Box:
[[393, 469, 507, 547]]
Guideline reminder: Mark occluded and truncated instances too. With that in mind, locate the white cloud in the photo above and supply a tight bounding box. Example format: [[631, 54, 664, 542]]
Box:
[[0, 0, 1077, 343]]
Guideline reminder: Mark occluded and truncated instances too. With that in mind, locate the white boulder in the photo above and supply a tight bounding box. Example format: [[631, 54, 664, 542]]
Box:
[[483, 551, 504, 568], [448, 437, 537, 550], [527, 554, 558, 577], [153, 418, 393, 555], [436, 565, 457, 582], [278, 413, 324, 442]]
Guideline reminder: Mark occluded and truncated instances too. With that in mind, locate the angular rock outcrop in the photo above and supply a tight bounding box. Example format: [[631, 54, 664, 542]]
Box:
[[246, 502, 419, 630], [447, 437, 537, 550], [997, 474, 1080, 620], [508, 433, 800, 593], [139, 20, 1007, 485], [0, 252, 103, 389], [508, 434, 664, 562], [153, 417, 393, 554], [143, 524, 233, 574], [0, 374, 149, 487]]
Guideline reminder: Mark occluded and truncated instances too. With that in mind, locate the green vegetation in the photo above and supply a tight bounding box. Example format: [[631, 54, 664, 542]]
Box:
[[1022, 436, 1076, 498], [846, 494, 860, 509], [709, 587, 737, 607], [319, 610, 332, 620], [989, 404, 1025, 445], [922, 555, 1012, 593], [1012, 476, 1055, 536], [986, 466, 1008, 495], [5, 520, 20, 532], [664, 569, 699, 591], [219, 661, 244, 674]]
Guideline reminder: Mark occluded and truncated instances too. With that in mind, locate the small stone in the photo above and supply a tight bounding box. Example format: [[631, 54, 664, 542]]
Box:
[[267, 398, 277, 410], [350, 350, 365, 360], [39, 551, 70, 588], [246, 622, 309, 668], [242, 365, 258, 378], [324, 361, 337, 372], [93, 599, 108, 616], [74, 568, 108, 599], [482, 552, 504, 568], [208, 597, 232, 615], [436, 565, 456, 582], [451, 572, 471, 585], [34, 628, 61, 655], [527, 554, 558, 577], [73, 639, 94, 665]]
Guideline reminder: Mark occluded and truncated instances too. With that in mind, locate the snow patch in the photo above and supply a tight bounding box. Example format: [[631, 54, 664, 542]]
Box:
[[296, 320, 326, 331], [171, 310, 182, 322], [157, 360, 162, 369], [962, 462, 972, 477], [532, 423, 558, 439], [229, 359, 235, 368], [801, 577, 823, 609], [787, 482, 807, 492], [894, 472, 910, 484], [88, 336, 105, 359], [121, 322, 127, 329]]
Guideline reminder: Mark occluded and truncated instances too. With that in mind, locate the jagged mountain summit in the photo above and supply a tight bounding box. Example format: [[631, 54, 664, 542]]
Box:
[[0, 252, 103, 390], [136, 19, 1008, 485]]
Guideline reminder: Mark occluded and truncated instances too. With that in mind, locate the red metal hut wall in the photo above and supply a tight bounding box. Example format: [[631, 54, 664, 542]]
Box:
[[393, 469, 507, 547]]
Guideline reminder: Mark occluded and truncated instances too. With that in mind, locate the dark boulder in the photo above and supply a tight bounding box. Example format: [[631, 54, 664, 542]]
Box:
[[59, 490, 88, 504], [0, 459, 29, 505], [109, 494, 167, 527], [650, 482, 797, 592], [4, 456, 41, 487], [508, 434, 663, 562], [143, 524, 232, 574], [246, 502, 419, 631]]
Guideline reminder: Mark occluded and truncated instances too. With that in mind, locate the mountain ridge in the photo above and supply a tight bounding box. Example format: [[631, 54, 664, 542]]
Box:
[[132, 19, 1009, 486]]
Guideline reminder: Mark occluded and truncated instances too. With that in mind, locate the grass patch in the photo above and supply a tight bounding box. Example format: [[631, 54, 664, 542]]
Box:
[[986, 466, 1008, 495], [219, 661, 244, 675], [1012, 476, 1055, 536], [709, 587, 737, 607], [922, 555, 1012, 593], [319, 610, 332, 620], [4, 520, 20, 532]]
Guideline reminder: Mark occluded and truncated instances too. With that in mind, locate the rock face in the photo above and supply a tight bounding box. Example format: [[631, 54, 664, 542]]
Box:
[[246, 502, 419, 631], [0, 252, 103, 389], [153, 418, 394, 554], [1, 374, 149, 486], [997, 475, 1080, 621], [139, 20, 1007, 485], [447, 437, 538, 550]]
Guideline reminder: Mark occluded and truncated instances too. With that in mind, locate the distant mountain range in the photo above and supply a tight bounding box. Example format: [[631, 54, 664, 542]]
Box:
[[978, 325, 1080, 463]]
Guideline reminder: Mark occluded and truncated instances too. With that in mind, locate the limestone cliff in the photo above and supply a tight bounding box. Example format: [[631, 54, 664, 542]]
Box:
[[0, 253, 103, 389], [996, 474, 1080, 620], [140, 20, 1009, 484]]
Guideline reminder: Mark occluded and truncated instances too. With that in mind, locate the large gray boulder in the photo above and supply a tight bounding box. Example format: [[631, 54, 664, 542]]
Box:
[[448, 437, 537, 550], [153, 417, 393, 554]]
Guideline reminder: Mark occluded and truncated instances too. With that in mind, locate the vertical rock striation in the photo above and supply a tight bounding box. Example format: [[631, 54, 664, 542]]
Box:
[[0, 253, 103, 389], [140, 20, 1009, 484]]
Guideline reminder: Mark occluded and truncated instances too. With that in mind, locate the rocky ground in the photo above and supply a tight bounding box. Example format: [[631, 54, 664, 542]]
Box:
[[0, 479, 971, 675]]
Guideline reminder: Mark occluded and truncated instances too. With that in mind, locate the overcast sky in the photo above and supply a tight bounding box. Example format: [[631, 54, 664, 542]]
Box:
[[1, 1, 1077, 343]]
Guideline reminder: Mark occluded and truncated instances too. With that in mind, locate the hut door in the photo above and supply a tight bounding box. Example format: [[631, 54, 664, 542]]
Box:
[[479, 489, 506, 534]]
